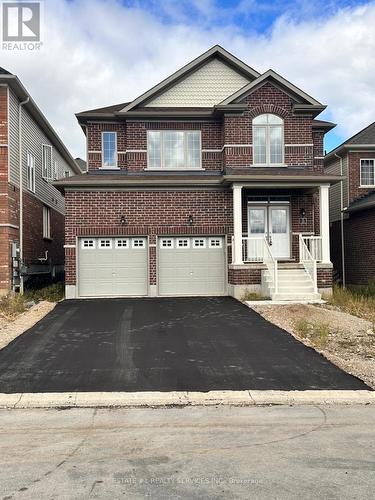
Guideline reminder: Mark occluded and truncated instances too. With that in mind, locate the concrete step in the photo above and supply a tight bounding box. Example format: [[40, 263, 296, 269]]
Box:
[[271, 292, 321, 301]]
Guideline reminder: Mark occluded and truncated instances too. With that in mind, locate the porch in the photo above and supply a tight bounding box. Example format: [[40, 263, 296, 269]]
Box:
[[229, 184, 332, 300]]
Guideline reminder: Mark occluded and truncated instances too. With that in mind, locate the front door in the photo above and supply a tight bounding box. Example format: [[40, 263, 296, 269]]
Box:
[[248, 205, 290, 259]]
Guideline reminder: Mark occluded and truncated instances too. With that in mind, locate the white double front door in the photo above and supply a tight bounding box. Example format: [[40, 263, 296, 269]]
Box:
[[248, 205, 290, 259]]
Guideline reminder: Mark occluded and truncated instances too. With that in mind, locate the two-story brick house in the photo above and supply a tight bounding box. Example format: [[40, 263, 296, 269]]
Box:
[[56, 46, 340, 301], [325, 122, 375, 286], [0, 67, 81, 294]]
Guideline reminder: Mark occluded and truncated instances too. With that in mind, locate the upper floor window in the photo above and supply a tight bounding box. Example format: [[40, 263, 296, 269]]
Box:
[[253, 114, 284, 166], [27, 151, 35, 193], [42, 144, 53, 180], [102, 131, 117, 168], [147, 130, 201, 169], [360, 159, 375, 187]]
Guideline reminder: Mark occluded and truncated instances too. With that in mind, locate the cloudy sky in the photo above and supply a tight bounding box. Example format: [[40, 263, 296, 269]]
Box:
[[1, 0, 374, 158]]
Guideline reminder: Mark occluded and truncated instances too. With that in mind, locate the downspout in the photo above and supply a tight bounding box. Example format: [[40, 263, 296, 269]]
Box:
[[334, 153, 346, 288], [18, 96, 29, 294]]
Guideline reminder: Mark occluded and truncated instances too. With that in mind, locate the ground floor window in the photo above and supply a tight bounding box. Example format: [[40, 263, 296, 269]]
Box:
[[43, 206, 51, 239]]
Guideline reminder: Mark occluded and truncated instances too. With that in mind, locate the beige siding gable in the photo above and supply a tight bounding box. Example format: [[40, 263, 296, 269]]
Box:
[[145, 58, 250, 107]]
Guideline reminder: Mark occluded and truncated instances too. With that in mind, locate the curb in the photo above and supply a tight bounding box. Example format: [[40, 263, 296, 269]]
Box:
[[0, 390, 374, 409]]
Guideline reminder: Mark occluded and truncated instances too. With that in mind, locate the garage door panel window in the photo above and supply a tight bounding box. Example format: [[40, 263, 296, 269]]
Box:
[[193, 238, 206, 248], [115, 238, 129, 249], [81, 239, 95, 249], [177, 238, 190, 249], [209, 239, 222, 248], [132, 239, 146, 248], [160, 238, 174, 248], [99, 239, 112, 249]]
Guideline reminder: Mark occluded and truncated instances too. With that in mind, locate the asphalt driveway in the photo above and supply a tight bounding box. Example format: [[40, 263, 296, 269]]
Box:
[[0, 297, 369, 393]]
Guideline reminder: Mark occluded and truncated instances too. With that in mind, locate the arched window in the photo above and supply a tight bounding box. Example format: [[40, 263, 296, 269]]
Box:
[[253, 114, 284, 166]]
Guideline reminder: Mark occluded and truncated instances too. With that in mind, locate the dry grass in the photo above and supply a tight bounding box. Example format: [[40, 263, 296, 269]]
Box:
[[324, 283, 375, 325], [294, 318, 330, 348], [0, 283, 64, 321]]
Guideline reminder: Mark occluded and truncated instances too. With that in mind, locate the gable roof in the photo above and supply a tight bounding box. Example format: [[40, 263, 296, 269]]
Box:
[[325, 122, 375, 162], [219, 69, 323, 108], [119, 45, 260, 113]]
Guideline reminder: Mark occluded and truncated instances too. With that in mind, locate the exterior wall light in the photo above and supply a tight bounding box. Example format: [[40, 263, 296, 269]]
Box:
[[188, 215, 194, 225], [120, 215, 126, 225]]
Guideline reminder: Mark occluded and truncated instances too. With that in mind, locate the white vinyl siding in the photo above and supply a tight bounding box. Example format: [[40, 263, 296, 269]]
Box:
[[360, 159, 375, 187], [26, 152, 35, 192], [42, 144, 53, 180], [147, 130, 201, 169], [43, 205, 51, 239], [102, 131, 117, 168], [253, 114, 284, 166], [326, 155, 349, 223], [8, 89, 75, 215]]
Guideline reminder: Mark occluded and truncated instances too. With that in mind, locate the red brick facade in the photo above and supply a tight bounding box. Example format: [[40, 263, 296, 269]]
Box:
[[331, 210, 375, 286], [68, 78, 332, 296], [347, 151, 375, 204]]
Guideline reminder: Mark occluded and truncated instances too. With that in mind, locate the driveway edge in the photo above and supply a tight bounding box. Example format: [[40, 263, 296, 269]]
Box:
[[0, 390, 374, 409]]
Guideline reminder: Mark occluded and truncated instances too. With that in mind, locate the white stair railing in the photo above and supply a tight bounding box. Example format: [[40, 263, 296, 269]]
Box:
[[302, 236, 322, 262], [263, 236, 278, 295], [299, 234, 318, 293], [242, 236, 264, 262]]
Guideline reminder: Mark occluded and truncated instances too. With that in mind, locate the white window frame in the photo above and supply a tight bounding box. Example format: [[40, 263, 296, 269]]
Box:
[[132, 238, 146, 249], [176, 238, 190, 249], [81, 239, 96, 249], [147, 130, 202, 170], [99, 238, 112, 249], [160, 238, 174, 249], [26, 151, 35, 193], [42, 205, 51, 239], [252, 114, 285, 167], [101, 131, 118, 169], [209, 238, 222, 248], [115, 238, 129, 249], [42, 144, 53, 180], [193, 238, 206, 249], [360, 159, 375, 187]]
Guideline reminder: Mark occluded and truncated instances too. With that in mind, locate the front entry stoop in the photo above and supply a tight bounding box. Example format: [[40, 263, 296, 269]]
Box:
[[262, 267, 321, 301]]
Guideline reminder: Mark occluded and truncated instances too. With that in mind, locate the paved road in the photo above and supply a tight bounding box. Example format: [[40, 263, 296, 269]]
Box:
[[0, 298, 368, 392], [0, 405, 374, 499]]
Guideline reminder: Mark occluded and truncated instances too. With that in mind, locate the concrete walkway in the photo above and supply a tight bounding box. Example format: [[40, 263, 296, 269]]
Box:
[[0, 405, 374, 499]]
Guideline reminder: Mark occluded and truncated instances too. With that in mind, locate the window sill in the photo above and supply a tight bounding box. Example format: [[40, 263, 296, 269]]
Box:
[[100, 166, 119, 170], [43, 237, 53, 242], [251, 164, 287, 168], [144, 167, 205, 171], [359, 185, 375, 188]]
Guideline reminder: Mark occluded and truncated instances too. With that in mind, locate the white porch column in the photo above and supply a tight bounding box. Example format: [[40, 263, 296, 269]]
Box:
[[319, 184, 331, 263], [232, 184, 243, 265]]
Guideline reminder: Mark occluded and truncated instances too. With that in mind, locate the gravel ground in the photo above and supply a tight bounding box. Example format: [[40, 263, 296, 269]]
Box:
[[251, 303, 375, 389], [0, 301, 56, 351]]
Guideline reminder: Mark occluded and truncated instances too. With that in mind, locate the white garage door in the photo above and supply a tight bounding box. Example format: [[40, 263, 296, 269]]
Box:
[[78, 237, 148, 297], [158, 236, 226, 296]]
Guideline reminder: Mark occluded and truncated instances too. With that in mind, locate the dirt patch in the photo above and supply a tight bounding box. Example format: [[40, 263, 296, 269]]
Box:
[[251, 303, 375, 389], [0, 301, 56, 350]]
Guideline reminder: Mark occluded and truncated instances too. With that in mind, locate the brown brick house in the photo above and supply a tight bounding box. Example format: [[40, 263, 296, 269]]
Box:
[[55, 45, 340, 300], [325, 122, 375, 286], [0, 67, 81, 294]]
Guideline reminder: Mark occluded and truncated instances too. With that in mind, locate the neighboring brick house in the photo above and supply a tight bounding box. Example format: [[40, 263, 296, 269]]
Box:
[[55, 45, 341, 300], [325, 122, 375, 286], [0, 67, 81, 294]]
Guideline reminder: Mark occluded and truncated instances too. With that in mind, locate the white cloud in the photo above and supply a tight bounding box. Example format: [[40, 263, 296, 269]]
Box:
[[1, 0, 375, 157]]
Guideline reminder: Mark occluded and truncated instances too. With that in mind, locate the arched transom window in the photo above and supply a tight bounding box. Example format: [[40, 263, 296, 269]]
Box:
[[252, 114, 284, 166]]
